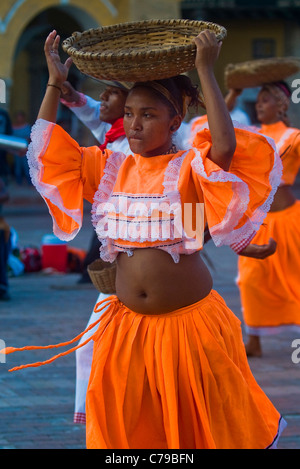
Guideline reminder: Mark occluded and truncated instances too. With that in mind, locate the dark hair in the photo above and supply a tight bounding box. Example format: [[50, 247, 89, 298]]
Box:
[[133, 75, 201, 117]]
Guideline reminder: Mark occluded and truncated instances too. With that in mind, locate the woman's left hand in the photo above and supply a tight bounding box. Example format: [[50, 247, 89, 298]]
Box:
[[238, 238, 277, 259]]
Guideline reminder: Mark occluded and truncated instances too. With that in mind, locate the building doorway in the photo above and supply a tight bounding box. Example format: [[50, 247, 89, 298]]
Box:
[[10, 5, 100, 144]]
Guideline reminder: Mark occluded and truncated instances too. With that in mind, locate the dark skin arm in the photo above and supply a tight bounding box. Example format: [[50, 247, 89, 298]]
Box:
[[239, 238, 277, 259], [224, 88, 242, 112], [37, 30, 73, 122], [194, 31, 236, 170], [204, 225, 277, 259]]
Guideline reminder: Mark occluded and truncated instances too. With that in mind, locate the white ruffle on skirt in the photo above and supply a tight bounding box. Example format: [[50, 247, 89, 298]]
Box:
[[74, 292, 111, 424]]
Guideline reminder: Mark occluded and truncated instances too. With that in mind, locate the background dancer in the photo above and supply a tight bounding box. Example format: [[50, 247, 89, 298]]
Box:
[[237, 81, 300, 356]]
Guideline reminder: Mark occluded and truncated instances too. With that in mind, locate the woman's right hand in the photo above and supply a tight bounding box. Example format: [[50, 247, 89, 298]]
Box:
[[238, 238, 277, 259], [44, 30, 73, 87], [37, 31, 73, 122]]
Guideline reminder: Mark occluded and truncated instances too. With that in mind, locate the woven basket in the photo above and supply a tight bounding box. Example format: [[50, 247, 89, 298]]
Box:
[[225, 57, 300, 90], [62, 19, 226, 82], [87, 258, 116, 294]]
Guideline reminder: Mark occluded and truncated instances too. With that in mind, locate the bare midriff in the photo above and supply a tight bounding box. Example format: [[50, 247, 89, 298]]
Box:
[[270, 185, 296, 212], [116, 248, 213, 315]]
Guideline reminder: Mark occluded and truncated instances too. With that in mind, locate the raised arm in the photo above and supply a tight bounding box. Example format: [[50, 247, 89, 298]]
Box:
[[61, 82, 110, 143], [238, 238, 277, 259], [224, 88, 242, 112], [194, 30, 236, 170], [37, 30, 73, 122]]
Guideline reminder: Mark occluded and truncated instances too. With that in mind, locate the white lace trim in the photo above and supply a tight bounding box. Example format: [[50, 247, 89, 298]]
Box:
[[191, 148, 250, 246], [218, 122, 283, 237], [27, 119, 83, 241], [111, 240, 194, 264], [190, 125, 283, 247], [233, 123, 283, 227], [162, 151, 186, 191], [91, 151, 127, 262], [92, 151, 126, 203], [92, 150, 197, 263], [105, 193, 175, 214]]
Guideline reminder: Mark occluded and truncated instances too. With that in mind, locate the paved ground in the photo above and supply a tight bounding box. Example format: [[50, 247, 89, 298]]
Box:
[[0, 181, 299, 449]]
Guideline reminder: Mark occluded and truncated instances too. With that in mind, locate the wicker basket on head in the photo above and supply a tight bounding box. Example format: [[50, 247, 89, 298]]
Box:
[[87, 258, 116, 294], [225, 57, 300, 90], [62, 19, 226, 82]]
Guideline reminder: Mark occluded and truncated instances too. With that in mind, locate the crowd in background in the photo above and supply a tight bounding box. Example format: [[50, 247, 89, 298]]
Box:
[[0, 108, 32, 187]]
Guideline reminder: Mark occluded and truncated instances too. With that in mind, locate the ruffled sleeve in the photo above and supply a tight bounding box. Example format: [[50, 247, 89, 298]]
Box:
[[27, 118, 110, 241], [191, 125, 283, 252]]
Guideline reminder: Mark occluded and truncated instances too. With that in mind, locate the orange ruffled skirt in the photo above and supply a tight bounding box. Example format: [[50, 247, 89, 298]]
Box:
[[238, 200, 300, 336], [85, 290, 285, 449]]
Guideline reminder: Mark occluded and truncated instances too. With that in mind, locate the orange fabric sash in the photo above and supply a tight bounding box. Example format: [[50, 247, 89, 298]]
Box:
[[0, 296, 117, 372]]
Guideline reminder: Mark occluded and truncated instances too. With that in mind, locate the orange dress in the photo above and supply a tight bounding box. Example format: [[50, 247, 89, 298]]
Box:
[[237, 121, 300, 336], [1, 118, 286, 449]]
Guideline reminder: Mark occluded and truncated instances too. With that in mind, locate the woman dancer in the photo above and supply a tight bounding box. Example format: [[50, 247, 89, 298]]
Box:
[[2, 29, 285, 449], [237, 81, 300, 356]]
